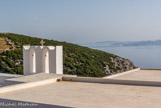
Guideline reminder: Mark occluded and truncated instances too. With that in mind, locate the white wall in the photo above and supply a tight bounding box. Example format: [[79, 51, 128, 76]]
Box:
[[23, 46, 30, 75]]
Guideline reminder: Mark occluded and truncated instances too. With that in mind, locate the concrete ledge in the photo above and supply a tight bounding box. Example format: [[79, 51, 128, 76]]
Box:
[[104, 68, 140, 79], [141, 68, 161, 70], [62, 76, 161, 87], [0, 77, 62, 94]]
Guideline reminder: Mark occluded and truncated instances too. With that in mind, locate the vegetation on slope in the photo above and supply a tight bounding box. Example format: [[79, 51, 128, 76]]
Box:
[[0, 33, 136, 77]]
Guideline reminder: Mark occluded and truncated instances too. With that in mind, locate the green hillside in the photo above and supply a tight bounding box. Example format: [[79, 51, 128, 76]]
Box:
[[0, 33, 136, 77]]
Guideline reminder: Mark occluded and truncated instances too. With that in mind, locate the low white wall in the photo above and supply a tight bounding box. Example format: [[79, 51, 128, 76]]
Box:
[[104, 68, 140, 79], [62, 75, 161, 86]]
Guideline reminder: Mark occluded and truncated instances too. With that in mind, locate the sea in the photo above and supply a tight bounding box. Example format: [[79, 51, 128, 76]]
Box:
[[88, 45, 161, 69]]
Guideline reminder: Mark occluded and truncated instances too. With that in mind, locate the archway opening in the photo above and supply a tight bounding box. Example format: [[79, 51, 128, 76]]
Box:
[[42, 49, 49, 73], [30, 48, 36, 73]]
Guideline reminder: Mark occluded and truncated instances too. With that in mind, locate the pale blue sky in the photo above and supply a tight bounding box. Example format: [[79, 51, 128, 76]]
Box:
[[0, 0, 161, 42]]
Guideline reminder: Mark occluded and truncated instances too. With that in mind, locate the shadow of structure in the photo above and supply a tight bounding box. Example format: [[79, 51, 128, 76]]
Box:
[[1, 81, 24, 87], [0, 98, 72, 108]]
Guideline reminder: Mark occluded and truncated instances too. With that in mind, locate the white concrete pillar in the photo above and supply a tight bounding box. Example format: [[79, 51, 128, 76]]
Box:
[[55, 46, 63, 74]]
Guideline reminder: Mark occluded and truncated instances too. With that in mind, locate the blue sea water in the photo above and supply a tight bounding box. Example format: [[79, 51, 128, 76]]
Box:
[[91, 46, 161, 68]]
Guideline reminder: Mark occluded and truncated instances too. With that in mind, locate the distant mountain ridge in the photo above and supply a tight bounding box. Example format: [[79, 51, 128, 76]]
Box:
[[80, 40, 161, 48]]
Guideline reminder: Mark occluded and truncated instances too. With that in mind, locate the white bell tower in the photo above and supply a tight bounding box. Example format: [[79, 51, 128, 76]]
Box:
[[23, 40, 63, 75]]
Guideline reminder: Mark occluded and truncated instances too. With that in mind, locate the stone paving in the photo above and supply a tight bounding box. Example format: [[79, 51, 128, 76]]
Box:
[[0, 70, 161, 108]]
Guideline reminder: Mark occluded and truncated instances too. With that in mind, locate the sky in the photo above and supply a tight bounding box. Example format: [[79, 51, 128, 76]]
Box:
[[0, 0, 161, 43]]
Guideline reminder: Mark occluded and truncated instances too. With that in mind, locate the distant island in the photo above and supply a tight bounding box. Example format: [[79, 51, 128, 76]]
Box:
[[79, 40, 161, 48], [0, 33, 136, 77]]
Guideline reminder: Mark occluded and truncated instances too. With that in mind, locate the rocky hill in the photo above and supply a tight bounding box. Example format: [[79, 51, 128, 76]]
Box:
[[0, 37, 15, 52], [0, 33, 137, 77]]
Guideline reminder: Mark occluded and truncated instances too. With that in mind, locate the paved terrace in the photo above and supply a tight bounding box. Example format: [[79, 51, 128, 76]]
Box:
[[0, 81, 161, 108], [0, 69, 161, 108]]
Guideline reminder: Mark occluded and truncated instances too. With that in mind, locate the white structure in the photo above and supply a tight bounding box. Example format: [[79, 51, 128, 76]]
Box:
[[23, 45, 63, 75]]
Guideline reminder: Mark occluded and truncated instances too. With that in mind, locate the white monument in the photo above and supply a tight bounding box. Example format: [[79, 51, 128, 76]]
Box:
[[23, 40, 63, 75]]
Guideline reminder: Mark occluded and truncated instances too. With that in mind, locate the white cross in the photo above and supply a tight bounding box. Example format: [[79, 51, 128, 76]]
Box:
[[40, 39, 45, 46]]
